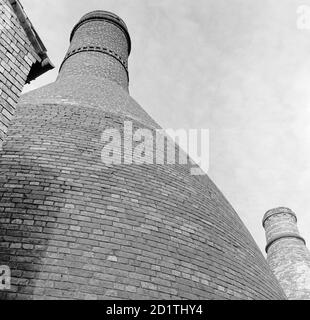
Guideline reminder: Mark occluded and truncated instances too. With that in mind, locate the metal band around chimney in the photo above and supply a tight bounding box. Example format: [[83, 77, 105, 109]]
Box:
[[59, 46, 129, 80], [265, 233, 306, 253]]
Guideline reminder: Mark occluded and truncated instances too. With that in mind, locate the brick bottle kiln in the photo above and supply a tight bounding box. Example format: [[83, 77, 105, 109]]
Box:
[[0, 10, 286, 300]]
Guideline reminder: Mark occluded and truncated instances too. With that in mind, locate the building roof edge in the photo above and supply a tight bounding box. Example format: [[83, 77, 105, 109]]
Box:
[[8, 0, 54, 82]]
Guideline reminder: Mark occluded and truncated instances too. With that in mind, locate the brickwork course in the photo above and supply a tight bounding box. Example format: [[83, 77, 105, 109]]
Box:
[[263, 207, 310, 299], [0, 10, 287, 300], [0, 0, 53, 151]]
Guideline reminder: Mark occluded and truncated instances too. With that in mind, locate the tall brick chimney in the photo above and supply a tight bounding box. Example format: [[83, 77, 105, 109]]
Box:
[[58, 11, 130, 91], [0, 10, 286, 300], [263, 207, 310, 299]]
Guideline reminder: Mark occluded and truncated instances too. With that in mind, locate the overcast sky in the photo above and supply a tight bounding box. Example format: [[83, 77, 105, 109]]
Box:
[[21, 0, 310, 254]]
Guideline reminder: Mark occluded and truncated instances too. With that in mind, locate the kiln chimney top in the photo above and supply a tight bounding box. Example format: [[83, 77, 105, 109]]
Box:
[[70, 10, 131, 54]]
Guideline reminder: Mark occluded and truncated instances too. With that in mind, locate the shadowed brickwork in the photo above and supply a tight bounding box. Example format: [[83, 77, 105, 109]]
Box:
[[263, 207, 310, 299], [0, 0, 53, 150], [0, 10, 286, 300]]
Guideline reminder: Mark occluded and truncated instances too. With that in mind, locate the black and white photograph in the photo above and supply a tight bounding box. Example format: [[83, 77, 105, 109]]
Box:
[[0, 0, 310, 309]]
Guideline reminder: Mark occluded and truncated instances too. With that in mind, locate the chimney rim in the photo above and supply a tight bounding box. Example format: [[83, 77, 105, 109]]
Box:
[[262, 207, 297, 228], [70, 10, 131, 55]]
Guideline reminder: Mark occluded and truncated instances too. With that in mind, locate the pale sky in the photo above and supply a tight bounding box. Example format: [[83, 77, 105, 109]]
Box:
[[21, 0, 310, 254]]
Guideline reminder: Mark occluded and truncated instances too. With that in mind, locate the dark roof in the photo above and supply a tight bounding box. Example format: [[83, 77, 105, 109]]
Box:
[[9, 0, 54, 82]]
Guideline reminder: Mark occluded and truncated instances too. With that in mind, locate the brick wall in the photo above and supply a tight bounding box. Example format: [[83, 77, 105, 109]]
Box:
[[0, 0, 53, 150], [263, 207, 310, 299]]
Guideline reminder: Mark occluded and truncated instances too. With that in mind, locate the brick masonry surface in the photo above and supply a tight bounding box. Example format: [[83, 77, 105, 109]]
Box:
[[263, 207, 310, 299], [0, 11, 287, 300], [0, 0, 37, 150]]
